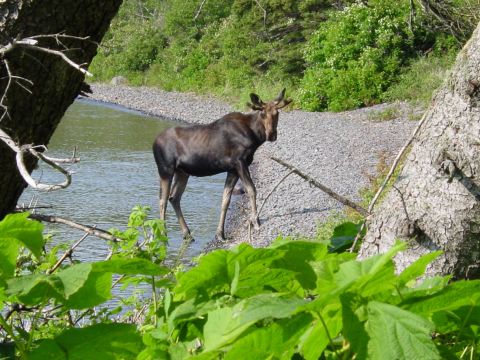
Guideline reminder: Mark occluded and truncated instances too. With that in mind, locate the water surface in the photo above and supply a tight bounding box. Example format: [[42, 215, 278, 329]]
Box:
[[20, 99, 225, 261]]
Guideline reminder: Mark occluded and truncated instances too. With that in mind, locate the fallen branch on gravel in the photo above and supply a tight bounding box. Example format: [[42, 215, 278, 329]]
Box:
[[271, 157, 369, 217], [26, 213, 120, 242]]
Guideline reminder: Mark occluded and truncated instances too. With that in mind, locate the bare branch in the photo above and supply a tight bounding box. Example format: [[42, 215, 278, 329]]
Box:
[[271, 157, 369, 217], [47, 230, 92, 274], [349, 110, 429, 252], [193, 0, 208, 21], [27, 213, 121, 243]]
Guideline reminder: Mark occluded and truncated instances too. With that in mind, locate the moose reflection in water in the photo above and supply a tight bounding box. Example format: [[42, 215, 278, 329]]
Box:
[[153, 89, 291, 241]]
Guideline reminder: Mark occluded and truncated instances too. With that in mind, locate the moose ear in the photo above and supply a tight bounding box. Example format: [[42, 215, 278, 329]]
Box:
[[248, 93, 264, 110], [274, 88, 286, 104]]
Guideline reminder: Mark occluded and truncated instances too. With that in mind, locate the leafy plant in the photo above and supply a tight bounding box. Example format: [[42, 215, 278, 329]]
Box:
[[1, 210, 479, 359]]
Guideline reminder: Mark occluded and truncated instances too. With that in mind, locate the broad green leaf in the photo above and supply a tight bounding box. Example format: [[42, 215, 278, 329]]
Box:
[[329, 222, 359, 253], [203, 293, 307, 351], [62, 271, 112, 309], [0, 342, 15, 360], [27, 323, 143, 360], [300, 302, 342, 360], [366, 301, 440, 360], [174, 245, 287, 301], [334, 242, 406, 297], [7, 274, 63, 305], [94, 257, 169, 276], [341, 293, 369, 359], [0, 239, 19, 280], [271, 240, 329, 290], [403, 280, 480, 317], [0, 213, 44, 279], [397, 251, 443, 287], [0, 213, 44, 258], [315, 252, 355, 296], [225, 313, 313, 360], [224, 325, 294, 360]]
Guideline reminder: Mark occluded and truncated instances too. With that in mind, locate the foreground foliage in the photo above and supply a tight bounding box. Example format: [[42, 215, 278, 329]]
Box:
[[0, 210, 479, 359]]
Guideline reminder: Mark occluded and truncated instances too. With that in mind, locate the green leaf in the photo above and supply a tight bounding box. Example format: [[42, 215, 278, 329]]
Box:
[[329, 222, 359, 253], [397, 251, 443, 287], [0, 213, 44, 279], [93, 258, 169, 276], [366, 301, 441, 360], [300, 302, 342, 360], [403, 280, 480, 317], [0, 213, 44, 258], [27, 323, 143, 360], [271, 240, 329, 290], [174, 245, 290, 301], [7, 274, 63, 305], [341, 293, 369, 359], [222, 314, 314, 360], [203, 294, 307, 351], [334, 242, 405, 297]]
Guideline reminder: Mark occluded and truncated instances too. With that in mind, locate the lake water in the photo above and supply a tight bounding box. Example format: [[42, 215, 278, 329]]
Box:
[[20, 99, 225, 262]]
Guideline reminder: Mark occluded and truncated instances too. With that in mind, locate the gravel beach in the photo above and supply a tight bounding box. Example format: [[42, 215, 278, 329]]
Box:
[[90, 84, 420, 248]]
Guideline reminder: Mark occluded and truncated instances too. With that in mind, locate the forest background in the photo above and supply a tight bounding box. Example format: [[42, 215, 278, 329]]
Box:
[[91, 0, 479, 111]]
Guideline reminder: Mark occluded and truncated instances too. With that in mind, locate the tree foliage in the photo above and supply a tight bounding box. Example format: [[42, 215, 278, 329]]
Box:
[[91, 0, 479, 109]]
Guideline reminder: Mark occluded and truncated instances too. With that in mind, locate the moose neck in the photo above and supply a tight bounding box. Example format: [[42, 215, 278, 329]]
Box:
[[248, 111, 268, 146]]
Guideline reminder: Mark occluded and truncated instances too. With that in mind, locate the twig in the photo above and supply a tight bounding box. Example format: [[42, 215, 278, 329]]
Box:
[[27, 213, 120, 242], [257, 170, 294, 217], [47, 230, 93, 274], [349, 111, 429, 252], [254, 0, 267, 29], [193, 0, 207, 20], [271, 157, 369, 217]]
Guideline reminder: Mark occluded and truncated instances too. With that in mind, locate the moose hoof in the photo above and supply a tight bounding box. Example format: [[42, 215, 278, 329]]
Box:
[[183, 233, 194, 242], [250, 217, 260, 230], [215, 232, 226, 242]]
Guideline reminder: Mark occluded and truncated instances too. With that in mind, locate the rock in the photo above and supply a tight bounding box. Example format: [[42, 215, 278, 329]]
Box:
[[110, 76, 127, 86]]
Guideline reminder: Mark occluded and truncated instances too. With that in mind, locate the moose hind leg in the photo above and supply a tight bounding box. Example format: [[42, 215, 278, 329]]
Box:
[[159, 176, 172, 221], [169, 171, 192, 240], [236, 162, 260, 230], [216, 172, 239, 241]]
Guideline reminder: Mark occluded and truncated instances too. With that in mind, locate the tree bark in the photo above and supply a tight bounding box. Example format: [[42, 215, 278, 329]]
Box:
[[359, 23, 480, 279], [0, 0, 122, 219]]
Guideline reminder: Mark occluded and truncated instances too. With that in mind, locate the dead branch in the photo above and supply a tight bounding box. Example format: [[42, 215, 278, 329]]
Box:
[[349, 111, 428, 252], [27, 213, 120, 243], [193, 0, 208, 21], [0, 33, 92, 192], [47, 231, 92, 274], [271, 157, 369, 217]]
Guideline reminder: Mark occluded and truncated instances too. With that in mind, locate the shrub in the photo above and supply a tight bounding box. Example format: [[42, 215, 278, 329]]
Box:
[[299, 1, 414, 111]]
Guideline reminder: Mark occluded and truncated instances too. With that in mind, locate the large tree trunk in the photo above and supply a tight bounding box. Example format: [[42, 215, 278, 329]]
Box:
[[359, 23, 480, 279], [0, 0, 122, 219]]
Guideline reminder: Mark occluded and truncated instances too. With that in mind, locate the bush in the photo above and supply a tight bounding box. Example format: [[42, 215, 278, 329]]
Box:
[[299, 1, 414, 111]]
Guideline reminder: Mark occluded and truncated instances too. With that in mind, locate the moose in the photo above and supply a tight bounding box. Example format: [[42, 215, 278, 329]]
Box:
[[152, 89, 291, 241]]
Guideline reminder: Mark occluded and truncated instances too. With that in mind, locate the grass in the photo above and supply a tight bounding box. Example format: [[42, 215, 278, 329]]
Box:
[[383, 51, 456, 105], [367, 105, 401, 122]]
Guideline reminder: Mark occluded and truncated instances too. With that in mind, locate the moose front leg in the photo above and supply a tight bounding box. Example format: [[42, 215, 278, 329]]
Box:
[[236, 162, 260, 230], [216, 171, 239, 241]]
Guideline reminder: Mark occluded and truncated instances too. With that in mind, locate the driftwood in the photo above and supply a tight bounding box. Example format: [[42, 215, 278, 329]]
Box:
[[271, 157, 369, 217], [27, 213, 120, 242]]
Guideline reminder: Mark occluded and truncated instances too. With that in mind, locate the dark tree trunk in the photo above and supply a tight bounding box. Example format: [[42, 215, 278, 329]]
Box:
[[359, 23, 480, 279], [0, 0, 122, 219]]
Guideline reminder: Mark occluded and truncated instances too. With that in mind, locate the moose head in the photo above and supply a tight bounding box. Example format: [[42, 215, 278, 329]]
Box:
[[247, 88, 292, 142]]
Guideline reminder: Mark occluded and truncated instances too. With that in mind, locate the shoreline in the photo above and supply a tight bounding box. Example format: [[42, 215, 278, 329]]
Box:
[[89, 84, 420, 248]]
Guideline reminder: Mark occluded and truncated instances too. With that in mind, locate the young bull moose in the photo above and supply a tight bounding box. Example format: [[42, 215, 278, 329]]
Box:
[[153, 89, 291, 241]]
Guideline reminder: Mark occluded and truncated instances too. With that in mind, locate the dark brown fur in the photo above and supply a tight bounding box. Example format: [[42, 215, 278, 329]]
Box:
[[152, 89, 291, 240]]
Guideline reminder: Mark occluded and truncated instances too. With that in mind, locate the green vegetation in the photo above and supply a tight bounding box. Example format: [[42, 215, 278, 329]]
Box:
[[90, 0, 479, 110], [1, 208, 480, 359]]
